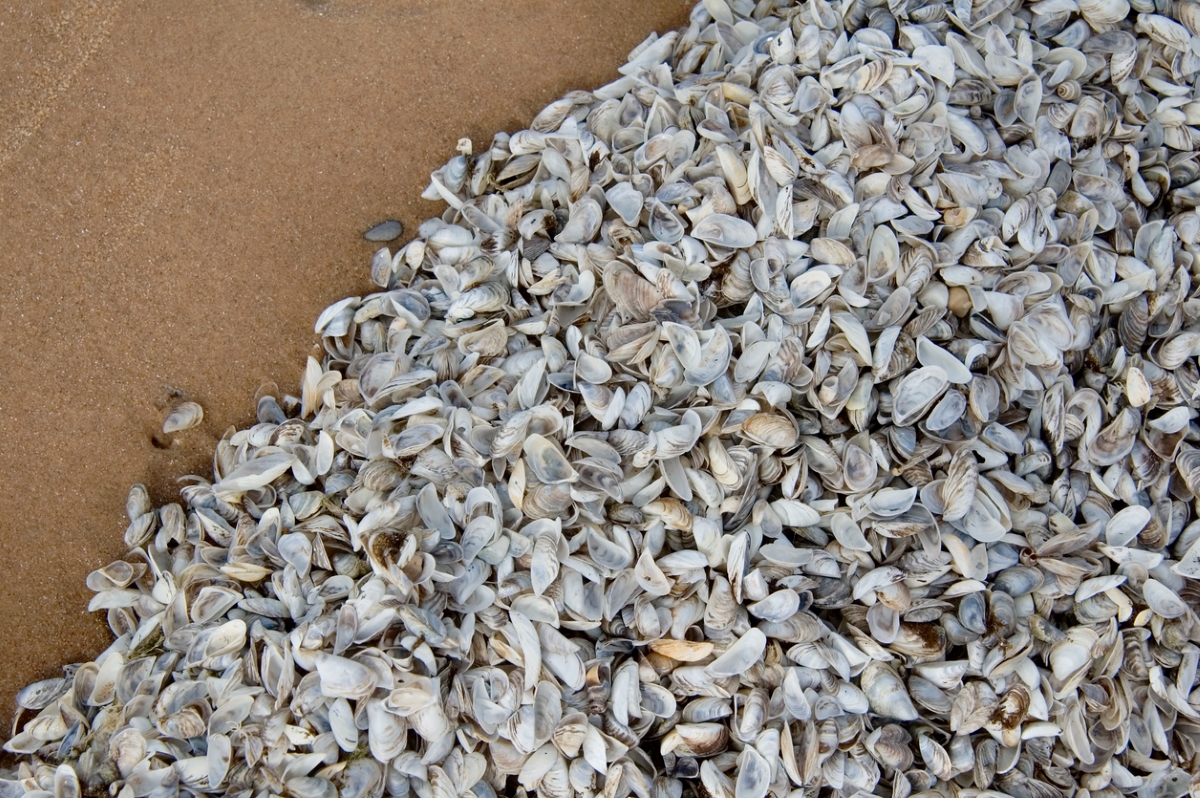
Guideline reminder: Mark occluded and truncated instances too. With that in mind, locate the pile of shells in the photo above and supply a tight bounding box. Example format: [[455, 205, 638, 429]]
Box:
[[7, 0, 1200, 798]]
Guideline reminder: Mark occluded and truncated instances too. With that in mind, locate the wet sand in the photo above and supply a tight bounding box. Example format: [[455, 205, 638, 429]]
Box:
[[0, 0, 691, 731]]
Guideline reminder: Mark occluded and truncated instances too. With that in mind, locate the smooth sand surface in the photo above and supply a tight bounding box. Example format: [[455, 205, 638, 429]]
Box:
[[0, 0, 691, 731]]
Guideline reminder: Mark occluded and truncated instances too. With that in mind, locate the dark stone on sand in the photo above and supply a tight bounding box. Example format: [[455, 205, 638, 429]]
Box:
[[364, 219, 403, 242]]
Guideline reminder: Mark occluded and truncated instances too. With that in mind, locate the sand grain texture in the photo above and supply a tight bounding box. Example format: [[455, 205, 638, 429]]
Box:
[[0, 0, 691, 731]]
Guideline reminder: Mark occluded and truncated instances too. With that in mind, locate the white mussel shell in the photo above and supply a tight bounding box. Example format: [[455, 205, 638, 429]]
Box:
[[1143, 578, 1188, 618], [747, 589, 801, 622], [866, 487, 917, 517], [1106, 505, 1151, 546], [861, 662, 919, 720], [892, 366, 949, 426], [917, 337, 972, 384], [605, 181, 644, 225], [706, 629, 766, 677], [163, 401, 204, 434], [315, 653, 378, 701], [692, 213, 758, 249], [523, 434, 579, 484]]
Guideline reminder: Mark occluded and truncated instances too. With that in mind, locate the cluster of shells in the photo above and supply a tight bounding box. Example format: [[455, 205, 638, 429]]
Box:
[[8, 1, 1200, 798]]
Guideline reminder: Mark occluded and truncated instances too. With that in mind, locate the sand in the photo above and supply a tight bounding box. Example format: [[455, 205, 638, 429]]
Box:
[[0, 0, 692, 731]]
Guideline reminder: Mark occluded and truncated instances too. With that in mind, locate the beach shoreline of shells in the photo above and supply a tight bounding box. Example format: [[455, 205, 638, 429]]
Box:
[[5, 0, 1200, 798]]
